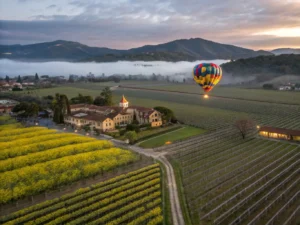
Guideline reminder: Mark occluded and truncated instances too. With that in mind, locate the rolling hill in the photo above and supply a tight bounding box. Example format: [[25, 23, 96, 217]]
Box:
[[271, 48, 300, 55], [0, 38, 272, 62], [0, 40, 123, 61], [221, 54, 300, 78]]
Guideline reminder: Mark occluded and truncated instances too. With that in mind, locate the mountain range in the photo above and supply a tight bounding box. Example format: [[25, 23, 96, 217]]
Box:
[[0, 38, 274, 62]]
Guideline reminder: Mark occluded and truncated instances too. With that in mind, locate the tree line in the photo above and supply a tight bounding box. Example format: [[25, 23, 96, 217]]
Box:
[[222, 54, 300, 76]]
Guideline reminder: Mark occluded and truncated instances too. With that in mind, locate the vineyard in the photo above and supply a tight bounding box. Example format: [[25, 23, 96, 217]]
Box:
[[114, 88, 300, 131], [0, 164, 163, 225], [167, 129, 300, 225], [0, 125, 139, 204]]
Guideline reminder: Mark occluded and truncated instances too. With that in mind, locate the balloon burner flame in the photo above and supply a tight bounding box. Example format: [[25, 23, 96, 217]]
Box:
[[204, 94, 209, 99]]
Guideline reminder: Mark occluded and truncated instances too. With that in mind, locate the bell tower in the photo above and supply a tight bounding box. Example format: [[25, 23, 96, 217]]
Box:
[[119, 95, 129, 108]]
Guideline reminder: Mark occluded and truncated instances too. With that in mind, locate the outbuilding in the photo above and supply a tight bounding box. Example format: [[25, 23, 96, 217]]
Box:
[[259, 126, 300, 142]]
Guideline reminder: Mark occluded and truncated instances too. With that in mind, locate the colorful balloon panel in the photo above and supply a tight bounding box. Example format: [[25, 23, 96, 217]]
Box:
[[193, 63, 222, 93]]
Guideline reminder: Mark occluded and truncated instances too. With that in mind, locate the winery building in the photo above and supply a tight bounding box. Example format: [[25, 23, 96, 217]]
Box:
[[259, 126, 300, 142], [64, 95, 162, 131]]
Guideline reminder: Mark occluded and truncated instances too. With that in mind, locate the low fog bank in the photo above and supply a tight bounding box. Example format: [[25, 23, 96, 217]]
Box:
[[0, 59, 254, 84]]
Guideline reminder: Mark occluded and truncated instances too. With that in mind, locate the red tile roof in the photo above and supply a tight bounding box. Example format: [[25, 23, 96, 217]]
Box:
[[70, 111, 109, 122], [120, 95, 128, 103]]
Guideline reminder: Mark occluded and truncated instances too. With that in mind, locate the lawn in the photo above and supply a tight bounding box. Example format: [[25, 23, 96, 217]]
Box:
[[8, 81, 300, 131], [119, 83, 300, 105], [30, 86, 102, 98], [139, 126, 206, 148]]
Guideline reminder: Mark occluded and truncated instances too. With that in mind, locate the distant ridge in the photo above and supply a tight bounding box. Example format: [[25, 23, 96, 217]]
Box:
[[221, 54, 300, 77], [271, 48, 300, 55], [0, 38, 273, 62]]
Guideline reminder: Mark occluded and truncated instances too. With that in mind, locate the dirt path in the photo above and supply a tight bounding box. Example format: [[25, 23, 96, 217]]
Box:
[[126, 144, 185, 225], [65, 127, 185, 224]]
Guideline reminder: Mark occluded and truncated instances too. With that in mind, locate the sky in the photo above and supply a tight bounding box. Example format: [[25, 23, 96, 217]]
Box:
[[0, 0, 300, 50]]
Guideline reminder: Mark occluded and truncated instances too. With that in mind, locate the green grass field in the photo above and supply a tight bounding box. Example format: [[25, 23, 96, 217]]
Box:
[[62, 80, 168, 90], [120, 83, 300, 105], [14, 82, 300, 131], [27, 86, 101, 98], [139, 126, 206, 148]]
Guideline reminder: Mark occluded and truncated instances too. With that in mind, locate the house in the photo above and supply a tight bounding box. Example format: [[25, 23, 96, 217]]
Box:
[[278, 85, 292, 91], [69, 75, 80, 82], [65, 95, 162, 131], [259, 126, 300, 142], [0, 105, 14, 113], [0, 99, 18, 114]]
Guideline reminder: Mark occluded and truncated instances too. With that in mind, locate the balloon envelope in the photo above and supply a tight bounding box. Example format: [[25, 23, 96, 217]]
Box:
[[193, 63, 222, 93]]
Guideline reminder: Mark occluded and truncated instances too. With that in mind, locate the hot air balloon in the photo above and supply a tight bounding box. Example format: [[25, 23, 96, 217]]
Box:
[[193, 63, 222, 93]]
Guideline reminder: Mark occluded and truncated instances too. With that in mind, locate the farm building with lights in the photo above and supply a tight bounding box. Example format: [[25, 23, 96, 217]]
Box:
[[259, 126, 300, 142]]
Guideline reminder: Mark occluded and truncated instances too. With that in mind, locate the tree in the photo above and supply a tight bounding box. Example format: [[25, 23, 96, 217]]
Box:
[[12, 102, 29, 114], [132, 111, 139, 124], [234, 119, 255, 139], [125, 131, 137, 144], [35, 73, 39, 82], [112, 76, 121, 83], [12, 102, 39, 117], [83, 125, 91, 132], [263, 83, 274, 90], [27, 103, 39, 117], [93, 96, 106, 106], [17, 75, 22, 84], [100, 87, 113, 106], [126, 124, 140, 133], [70, 93, 93, 104], [5, 75, 9, 83], [154, 106, 175, 123], [52, 94, 70, 124]]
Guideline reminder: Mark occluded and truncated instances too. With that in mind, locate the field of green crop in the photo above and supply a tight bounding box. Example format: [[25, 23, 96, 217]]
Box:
[[113, 88, 300, 130], [1, 164, 164, 225], [25, 86, 101, 98], [139, 126, 206, 148], [120, 83, 300, 105], [166, 129, 300, 225], [62, 80, 168, 90], [14, 81, 300, 132]]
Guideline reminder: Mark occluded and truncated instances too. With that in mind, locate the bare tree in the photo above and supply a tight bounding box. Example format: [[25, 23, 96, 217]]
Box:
[[234, 119, 255, 139]]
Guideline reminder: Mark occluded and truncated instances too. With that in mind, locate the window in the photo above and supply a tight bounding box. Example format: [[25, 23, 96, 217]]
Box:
[[155, 113, 157, 116], [109, 123, 111, 126], [155, 119, 158, 122], [97, 122, 100, 126]]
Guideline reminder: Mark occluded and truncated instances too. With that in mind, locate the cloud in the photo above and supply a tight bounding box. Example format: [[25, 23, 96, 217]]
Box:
[[0, 0, 300, 49], [46, 4, 57, 9]]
